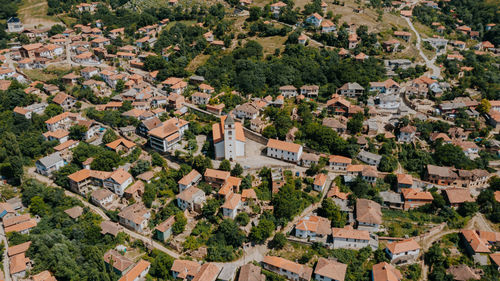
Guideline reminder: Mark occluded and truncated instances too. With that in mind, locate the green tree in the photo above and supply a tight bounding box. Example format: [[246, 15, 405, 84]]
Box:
[[347, 113, 363, 134], [269, 232, 287, 249], [477, 98, 491, 114], [249, 217, 275, 243], [102, 129, 119, 144], [90, 151, 120, 171], [151, 152, 167, 167], [235, 212, 250, 226], [378, 155, 398, 172], [317, 198, 346, 227], [219, 159, 231, 171], [29, 196, 49, 216], [115, 80, 125, 93], [231, 163, 243, 177], [131, 160, 151, 177], [457, 202, 479, 217], [172, 212, 187, 235], [69, 124, 88, 141], [202, 199, 220, 222], [44, 104, 63, 117]]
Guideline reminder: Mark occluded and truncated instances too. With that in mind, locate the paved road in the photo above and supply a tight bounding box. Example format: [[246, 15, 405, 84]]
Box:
[[403, 17, 441, 78], [0, 222, 11, 281]]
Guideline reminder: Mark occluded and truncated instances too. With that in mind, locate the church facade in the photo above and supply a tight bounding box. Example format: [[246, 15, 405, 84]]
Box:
[[212, 115, 245, 160]]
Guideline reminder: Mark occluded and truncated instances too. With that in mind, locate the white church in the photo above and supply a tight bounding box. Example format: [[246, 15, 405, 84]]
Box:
[[212, 114, 245, 160]]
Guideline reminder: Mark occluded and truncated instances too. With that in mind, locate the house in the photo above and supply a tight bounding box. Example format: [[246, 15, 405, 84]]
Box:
[[155, 216, 175, 242], [117, 260, 150, 281], [234, 103, 260, 120], [369, 79, 400, 95], [35, 152, 65, 176], [301, 153, 319, 167], [238, 263, 265, 281], [453, 140, 479, 158], [148, 118, 189, 152], [337, 82, 364, 98], [7, 241, 31, 258], [171, 259, 201, 280], [191, 91, 211, 105], [398, 125, 416, 143], [446, 264, 481, 281], [176, 186, 206, 212], [401, 188, 433, 210], [425, 164, 458, 186], [241, 189, 257, 203], [105, 138, 137, 155], [323, 118, 347, 134], [68, 168, 132, 196], [266, 139, 303, 163], [0, 203, 15, 220], [192, 263, 221, 281], [45, 112, 79, 132], [356, 199, 382, 231], [178, 169, 202, 192], [348, 34, 359, 49], [444, 188, 474, 208], [393, 31, 411, 41], [298, 34, 308, 45], [460, 229, 491, 256], [7, 17, 24, 33], [104, 249, 134, 276], [321, 20, 336, 33], [279, 85, 297, 98], [385, 238, 420, 264], [430, 132, 452, 143], [313, 258, 347, 281], [221, 193, 242, 219], [490, 253, 500, 271], [306, 13, 323, 27], [372, 262, 402, 281], [206, 103, 225, 115], [212, 115, 246, 161], [81, 66, 99, 80], [137, 117, 162, 137], [345, 164, 378, 184], [294, 216, 331, 240], [118, 203, 150, 233], [313, 173, 328, 192], [100, 221, 123, 237], [262, 256, 313, 281], [10, 253, 31, 278], [43, 129, 70, 143], [64, 206, 84, 219], [123, 181, 144, 200], [395, 173, 413, 191], [300, 85, 319, 97], [330, 226, 371, 250], [91, 188, 115, 209], [270, 1, 287, 17], [204, 169, 231, 188], [357, 150, 382, 166], [4, 218, 37, 234]]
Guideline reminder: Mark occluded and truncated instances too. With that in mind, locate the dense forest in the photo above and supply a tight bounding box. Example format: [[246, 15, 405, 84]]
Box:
[[197, 41, 386, 97], [0, 82, 58, 185]]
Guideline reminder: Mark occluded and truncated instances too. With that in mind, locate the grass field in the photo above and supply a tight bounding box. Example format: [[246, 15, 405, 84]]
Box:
[[186, 54, 211, 72], [23, 69, 57, 82], [18, 0, 61, 29]]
